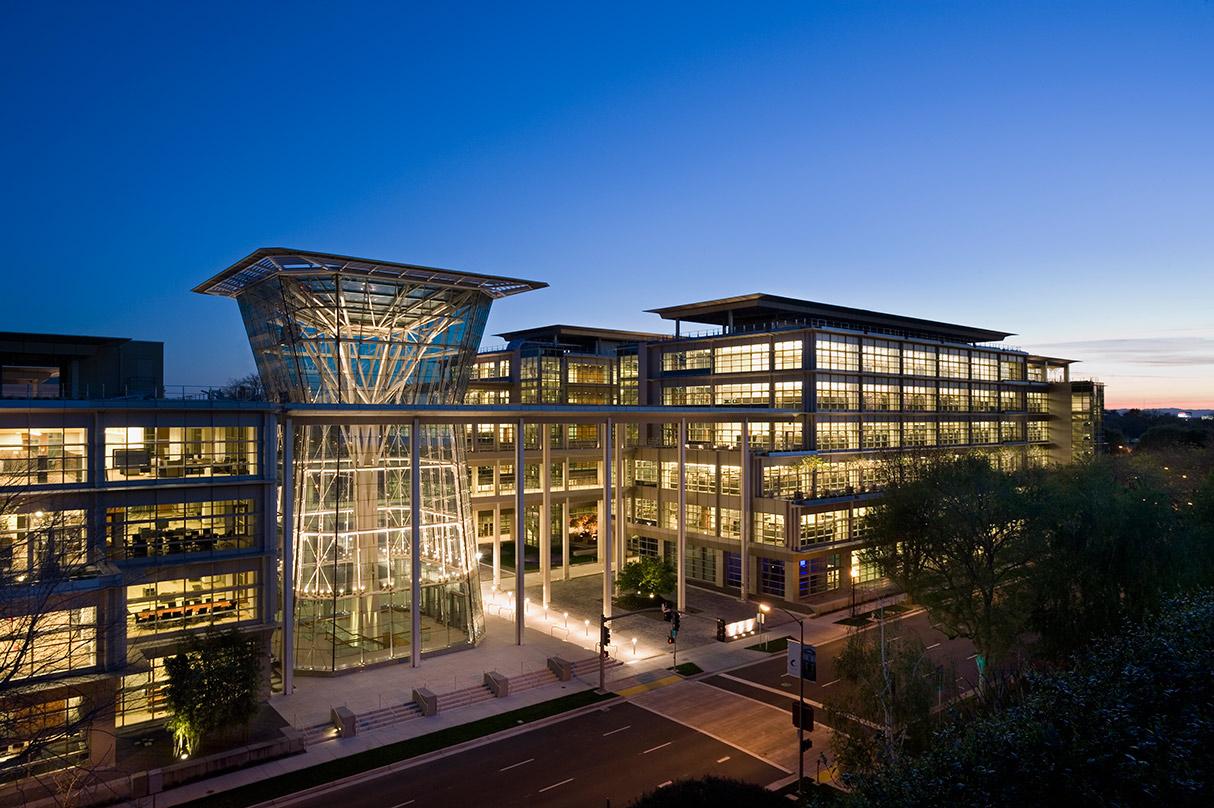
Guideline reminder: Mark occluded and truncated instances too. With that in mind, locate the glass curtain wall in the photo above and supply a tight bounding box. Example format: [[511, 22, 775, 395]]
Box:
[[228, 260, 493, 672]]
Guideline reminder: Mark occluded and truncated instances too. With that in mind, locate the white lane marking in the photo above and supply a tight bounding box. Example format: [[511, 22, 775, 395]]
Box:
[[821, 679, 840, 688], [926, 642, 941, 650], [966, 653, 978, 660], [538, 778, 575, 793], [657, 780, 673, 788], [716, 756, 731, 764], [602, 725, 631, 737], [499, 758, 535, 772], [390, 802, 415, 808], [642, 741, 673, 755]]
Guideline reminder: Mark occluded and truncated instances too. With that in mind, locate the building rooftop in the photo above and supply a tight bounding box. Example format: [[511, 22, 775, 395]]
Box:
[[647, 293, 1014, 344], [494, 324, 669, 350], [194, 248, 548, 299]]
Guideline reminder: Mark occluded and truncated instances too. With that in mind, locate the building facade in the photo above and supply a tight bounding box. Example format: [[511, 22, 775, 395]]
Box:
[[465, 296, 1101, 611], [0, 390, 277, 778]]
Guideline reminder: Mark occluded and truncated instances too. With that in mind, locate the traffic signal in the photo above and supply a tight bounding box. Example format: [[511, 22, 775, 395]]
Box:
[[600, 623, 611, 649], [791, 701, 814, 730], [668, 610, 681, 644]]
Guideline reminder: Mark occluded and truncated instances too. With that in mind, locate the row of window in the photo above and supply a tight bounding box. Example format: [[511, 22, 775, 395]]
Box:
[[662, 337, 1045, 380], [816, 419, 1032, 450], [664, 380, 1050, 413]]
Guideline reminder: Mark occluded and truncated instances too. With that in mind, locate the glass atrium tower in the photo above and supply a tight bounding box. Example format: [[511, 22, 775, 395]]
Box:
[[196, 249, 544, 671]]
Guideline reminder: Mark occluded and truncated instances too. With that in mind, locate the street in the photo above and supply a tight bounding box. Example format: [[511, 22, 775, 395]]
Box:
[[279, 702, 785, 808], [709, 610, 979, 727]]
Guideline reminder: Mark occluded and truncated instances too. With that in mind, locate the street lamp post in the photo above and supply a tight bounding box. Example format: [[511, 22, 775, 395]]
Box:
[[761, 603, 807, 799]]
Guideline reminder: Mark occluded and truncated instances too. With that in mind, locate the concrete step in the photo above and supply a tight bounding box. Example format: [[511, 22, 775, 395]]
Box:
[[301, 723, 336, 746], [437, 684, 495, 711], [570, 656, 624, 677], [354, 702, 423, 733], [507, 669, 559, 693]]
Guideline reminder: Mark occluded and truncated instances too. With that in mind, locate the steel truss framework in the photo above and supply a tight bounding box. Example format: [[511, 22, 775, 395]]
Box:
[[198, 250, 541, 672]]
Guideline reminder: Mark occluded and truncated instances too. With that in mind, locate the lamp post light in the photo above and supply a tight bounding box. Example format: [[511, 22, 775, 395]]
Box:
[[760, 602, 808, 799], [849, 565, 860, 617]]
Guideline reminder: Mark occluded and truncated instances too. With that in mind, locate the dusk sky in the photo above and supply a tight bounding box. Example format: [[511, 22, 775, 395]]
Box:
[[2, 2, 1211, 408]]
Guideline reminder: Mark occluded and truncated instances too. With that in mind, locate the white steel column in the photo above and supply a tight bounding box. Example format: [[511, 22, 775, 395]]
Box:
[[677, 418, 687, 611], [602, 418, 614, 618], [281, 416, 295, 695], [739, 419, 750, 603], [492, 502, 501, 588], [515, 418, 526, 645], [541, 423, 552, 609], [614, 422, 625, 587], [410, 418, 422, 667], [561, 498, 571, 580]]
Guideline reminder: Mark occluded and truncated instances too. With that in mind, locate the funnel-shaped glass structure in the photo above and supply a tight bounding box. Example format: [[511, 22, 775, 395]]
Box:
[[196, 250, 544, 671]]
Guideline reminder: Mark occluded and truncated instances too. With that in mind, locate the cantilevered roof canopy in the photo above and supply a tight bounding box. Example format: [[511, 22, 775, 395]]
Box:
[[648, 293, 1013, 344], [494, 324, 670, 344], [194, 248, 547, 299]]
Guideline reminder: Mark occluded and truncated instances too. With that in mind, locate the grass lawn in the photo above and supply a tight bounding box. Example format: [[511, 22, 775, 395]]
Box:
[[670, 662, 703, 676], [179, 690, 613, 808], [746, 636, 790, 653]]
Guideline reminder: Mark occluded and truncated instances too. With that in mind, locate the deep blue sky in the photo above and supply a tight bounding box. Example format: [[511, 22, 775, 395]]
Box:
[[2, 1, 1212, 406]]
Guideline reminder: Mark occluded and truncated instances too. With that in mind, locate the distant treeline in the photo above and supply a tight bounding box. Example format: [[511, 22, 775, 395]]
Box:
[[1105, 408, 1214, 450]]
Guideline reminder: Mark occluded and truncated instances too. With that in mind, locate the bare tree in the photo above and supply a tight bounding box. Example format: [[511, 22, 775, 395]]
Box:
[[1, 471, 117, 798], [205, 373, 265, 402]]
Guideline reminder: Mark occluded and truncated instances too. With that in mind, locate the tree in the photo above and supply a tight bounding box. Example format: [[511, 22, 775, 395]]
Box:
[[163, 630, 262, 758], [206, 372, 265, 401], [826, 620, 943, 779], [617, 557, 676, 598], [843, 592, 1214, 807], [1, 476, 114, 787], [866, 455, 1042, 681], [1027, 457, 1195, 659]]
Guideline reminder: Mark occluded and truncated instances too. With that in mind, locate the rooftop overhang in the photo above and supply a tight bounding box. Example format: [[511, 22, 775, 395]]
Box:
[[193, 248, 548, 299], [647, 293, 1014, 344], [494, 324, 669, 344]]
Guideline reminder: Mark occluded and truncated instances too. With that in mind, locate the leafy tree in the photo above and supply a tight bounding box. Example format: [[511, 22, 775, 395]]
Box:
[[1137, 424, 1210, 451], [844, 592, 1214, 807], [866, 455, 1042, 681], [164, 630, 262, 758], [826, 620, 943, 779], [617, 556, 675, 597], [1027, 458, 1196, 658]]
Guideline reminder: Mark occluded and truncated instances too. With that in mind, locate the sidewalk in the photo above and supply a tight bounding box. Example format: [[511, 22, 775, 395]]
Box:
[[135, 577, 888, 807]]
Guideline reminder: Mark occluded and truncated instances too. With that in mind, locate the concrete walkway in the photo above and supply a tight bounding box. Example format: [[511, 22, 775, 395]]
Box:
[[136, 575, 880, 807]]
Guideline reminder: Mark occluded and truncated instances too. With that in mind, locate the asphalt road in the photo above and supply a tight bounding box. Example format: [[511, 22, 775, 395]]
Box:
[[706, 611, 978, 726], [282, 702, 785, 808]]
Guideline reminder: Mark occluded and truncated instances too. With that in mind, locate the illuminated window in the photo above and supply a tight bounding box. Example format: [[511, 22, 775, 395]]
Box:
[[903, 421, 936, 447], [1027, 363, 1046, 382], [662, 385, 712, 406], [972, 420, 999, 444], [1000, 356, 1025, 381], [633, 497, 657, 525], [1027, 421, 1050, 442], [817, 420, 859, 451], [816, 375, 859, 411], [939, 348, 969, 379], [1000, 389, 1025, 412], [714, 343, 770, 374], [862, 339, 900, 374], [774, 381, 802, 409], [799, 510, 847, 548], [903, 345, 936, 376], [939, 421, 968, 445], [862, 420, 900, 450], [1001, 420, 1023, 442], [1027, 392, 1048, 413], [774, 340, 803, 370], [816, 335, 860, 371], [904, 384, 936, 411], [0, 427, 88, 486], [862, 380, 899, 411], [939, 385, 968, 412], [753, 512, 785, 545], [719, 508, 742, 538], [105, 499, 256, 561], [633, 460, 658, 485], [971, 385, 998, 413], [125, 571, 257, 639], [662, 349, 712, 372], [971, 353, 999, 382], [714, 383, 769, 406], [1, 509, 88, 581], [0, 607, 96, 681]]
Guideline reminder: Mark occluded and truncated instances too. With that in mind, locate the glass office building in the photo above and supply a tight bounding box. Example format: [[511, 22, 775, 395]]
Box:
[[195, 249, 544, 671]]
